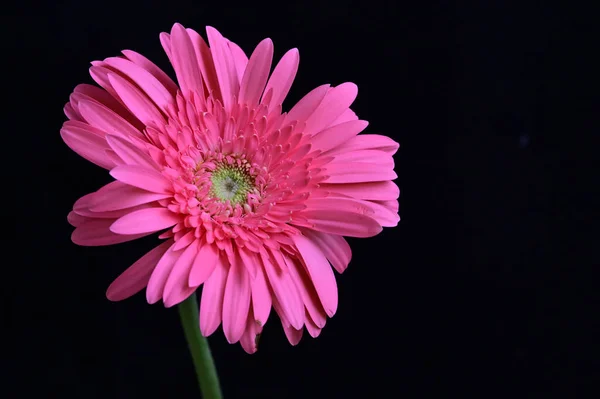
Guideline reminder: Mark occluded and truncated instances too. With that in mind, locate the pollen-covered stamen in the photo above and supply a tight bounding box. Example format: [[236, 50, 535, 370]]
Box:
[[209, 163, 254, 204]]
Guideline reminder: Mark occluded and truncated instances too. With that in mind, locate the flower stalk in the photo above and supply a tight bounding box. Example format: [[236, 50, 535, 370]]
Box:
[[178, 293, 223, 399]]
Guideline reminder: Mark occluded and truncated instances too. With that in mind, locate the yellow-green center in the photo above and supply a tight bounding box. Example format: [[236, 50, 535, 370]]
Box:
[[209, 165, 254, 204]]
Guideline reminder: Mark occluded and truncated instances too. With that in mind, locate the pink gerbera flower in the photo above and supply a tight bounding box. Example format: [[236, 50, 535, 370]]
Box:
[[62, 23, 399, 353]]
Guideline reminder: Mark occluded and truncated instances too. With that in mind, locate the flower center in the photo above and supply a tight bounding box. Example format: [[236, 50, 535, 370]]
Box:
[[209, 164, 254, 204]]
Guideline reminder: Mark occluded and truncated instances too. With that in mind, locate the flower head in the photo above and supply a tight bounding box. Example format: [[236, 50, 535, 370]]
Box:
[[62, 23, 399, 353]]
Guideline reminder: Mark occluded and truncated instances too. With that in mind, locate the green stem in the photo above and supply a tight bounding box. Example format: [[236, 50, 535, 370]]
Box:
[[178, 292, 223, 399]]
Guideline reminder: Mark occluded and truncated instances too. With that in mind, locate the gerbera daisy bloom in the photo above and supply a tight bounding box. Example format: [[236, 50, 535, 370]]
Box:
[[62, 23, 399, 353]]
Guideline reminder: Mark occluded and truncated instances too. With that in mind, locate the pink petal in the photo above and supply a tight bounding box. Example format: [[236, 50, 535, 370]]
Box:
[[172, 230, 196, 251], [320, 181, 400, 201], [104, 57, 174, 110], [106, 240, 172, 301], [375, 199, 400, 213], [67, 211, 86, 227], [122, 50, 179, 95], [250, 264, 272, 326], [146, 242, 181, 304], [310, 120, 368, 152], [186, 28, 221, 97], [170, 23, 204, 98], [282, 325, 303, 346], [329, 108, 358, 126], [236, 245, 257, 278], [110, 207, 181, 235], [292, 234, 338, 317], [222, 259, 251, 344], [284, 254, 327, 327], [239, 310, 263, 354], [159, 32, 174, 64], [73, 190, 100, 210], [60, 122, 113, 170], [188, 242, 220, 286], [89, 65, 133, 116], [305, 312, 323, 338], [305, 196, 399, 227], [72, 83, 135, 122], [89, 181, 170, 212], [326, 134, 400, 156], [263, 48, 299, 108], [72, 219, 150, 246], [304, 82, 358, 136], [300, 229, 352, 274], [64, 102, 82, 121], [73, 207, 137, 220], [163, 240, 200, 307], [74, 189, 155, 217], [324, 161, 397, 183], [227, 40, 249, 82], [77, 98, 143, 140], [105, 135, 157, 169], [110, 165, 172, 194], [108, 73, 165, 126], [206, 26, 239, 112], [260, 249, 304, 329], [362, 199, 400, 227], [200, 258, 228, 336], [285, 84, 330, 124], [332, 150, 394, 167], [239, 38, 273, 108], [300, 209, 382, 238]]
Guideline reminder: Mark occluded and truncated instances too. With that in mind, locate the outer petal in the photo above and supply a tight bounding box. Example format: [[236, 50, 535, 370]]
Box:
[[260, 249, 304, 329], [282, 325, 303, 346], [300, 229, 352, 274], [227, 40, 249, 82], [284, 254, 327, 328], [263, 48, 299, 108], [206, 26, 240, 112], [77, 98, 144, 140], [122, 49, 179, 95], [106, 240, 173, 301], [108, 73, 165, 126], [291, 234, 338, 317], [71, 218, 150, 246], [146, 242, 181, 304], [186, 28, 221, 97], [310, 120, 368, 152], [304, 83, 358, 136], [239, 38, 273, 108], [285, 84, 330, 124], [60, 122, 113, 170], [105, 135, 158, 169], [110, 165, 172, 194], [200, 257, 228, 336], [170, 23, 205, 98], [89, 181, 170, 212], [250, 264, 272, 326], [222, 258, 251, 344], [239, 309, 263, 354], [163, 240, 200, 307], [103, 57, 174, 110], [298, 209, 382, 238], [326, 134, 400, 156], [324, 161, 398, 183], [188, 241, 220, 286], [305, 196, 399, 227], [110, 207, 181, 235], [319, 181, 400, 201]]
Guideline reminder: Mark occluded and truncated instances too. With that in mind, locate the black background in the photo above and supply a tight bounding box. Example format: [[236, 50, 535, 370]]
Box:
[[9, 0, 599, 398]]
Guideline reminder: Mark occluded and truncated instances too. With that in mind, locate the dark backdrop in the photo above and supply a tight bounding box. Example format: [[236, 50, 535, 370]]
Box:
[[9, 1, 599, 398]]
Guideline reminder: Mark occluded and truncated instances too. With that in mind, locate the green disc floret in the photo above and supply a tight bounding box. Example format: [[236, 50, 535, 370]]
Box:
[[209, 164, 254, 204]]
